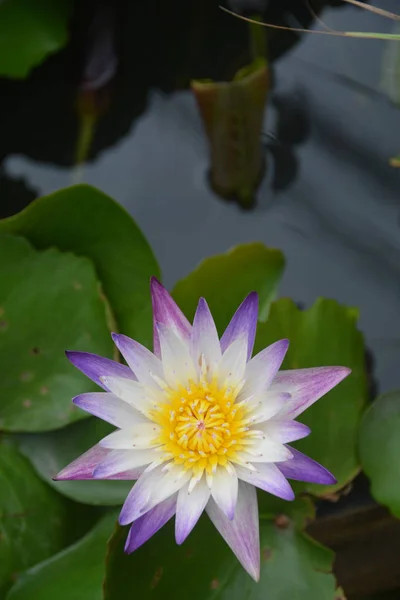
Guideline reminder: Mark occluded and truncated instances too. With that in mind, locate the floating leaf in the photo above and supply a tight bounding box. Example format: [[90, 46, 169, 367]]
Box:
[[18, 418, 133, 506], [172, 243, 285, 330], [254, 298, 367, 496], [258, 494, 315, 529], [0, 0, 73, 78], [0, 184, 160, 348], [0, 234, 113, 432], [0, 443, 74, 595], [104, 516, 336, 600], [6, 511, 118, 600], [359, 390, 400, 519]]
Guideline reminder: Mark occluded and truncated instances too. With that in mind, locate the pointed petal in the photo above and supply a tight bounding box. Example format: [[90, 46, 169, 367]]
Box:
[[65, 351, 135, 391], [175, 477, 210, 544], [98, 376, 155, 418], [235, 462, 294, 500], [218, 337, 248, 388], [272, 366, 351, 419], [54, 444, 143, 481], [111, 333, 164, 390], [125, 494, 177, 553], [93, 449, 155, 478], [150, 277, 191, 358], [240, 339, 289, 398], [99, 423, 161, 449], [245, 392, 290, 424], [245, 438, 293, 463], [220, 293, 258, 360], [278, 447, 336, 484], [206, 481, 260, 581], [190, 298, 221, 374], [157, 323, 197, 388], [72, 393, 146, 428], [210, 466, 238, 520], [119, 464, 190, 525], [259, 419, 311, 443]]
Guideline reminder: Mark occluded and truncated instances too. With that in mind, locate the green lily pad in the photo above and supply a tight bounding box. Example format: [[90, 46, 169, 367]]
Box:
[[0, 185, 160, 348], [172, 243, 285, 332], [18, 418, 133, 506], [0, 443, 75, 595], [359, 390, 400, 519], [5, 511, 118, 600], [257, 494, 315, 529], [254, 298, 367, 496], [104, 516, 336, 600], [0, 234, 113, 432], [0, 0, 73, 78]]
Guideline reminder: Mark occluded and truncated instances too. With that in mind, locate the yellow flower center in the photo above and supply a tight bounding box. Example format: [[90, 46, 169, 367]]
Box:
[[153, 378, 255, 476]]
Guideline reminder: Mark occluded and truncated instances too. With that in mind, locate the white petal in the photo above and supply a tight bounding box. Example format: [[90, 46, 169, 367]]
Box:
[[98, 376, 156, 418], [217, 337, 247, 389], [93, 449, 155, 478], [259, 420, 311, 443], [175, 476, 210, 544], [206, 481, 260, 581], [112, 333, 165, 390], [242, 437, 293, 463], [210, 466, 239, 520], [246, 391, 291, 424], [72, 392, 146, 428], [271, 366, 351, 419], [240, 339, 289, 398], [235, 462, 294, 501], [99, 423, 161, 449], [119, 464, 190, 525], [190, 298, 221, 376], [157, 323, 197, 388]]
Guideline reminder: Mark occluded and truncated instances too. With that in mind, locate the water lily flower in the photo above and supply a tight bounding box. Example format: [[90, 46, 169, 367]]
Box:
[[56, 278, 350, 581]]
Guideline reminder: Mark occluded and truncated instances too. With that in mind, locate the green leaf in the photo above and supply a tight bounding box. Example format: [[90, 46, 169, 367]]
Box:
[[254, 298, 367, 496], [104, 516, 336, 600], [0, 443, 75, 595], [6, 511, 118, 600], [0, 234, 113, 432], [172, 243, 285, 331], [257, 494, 315, 529], [18, 418, 133, 506], [0, 0, 73, 78], [359, 390, 400, 519], [0, 185, 160, 348]]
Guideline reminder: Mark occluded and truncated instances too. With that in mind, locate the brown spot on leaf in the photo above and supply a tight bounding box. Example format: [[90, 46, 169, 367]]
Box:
[[40, 386, 49, 395], [275, 514, 290, 529], [22, 399, 32, 408], [150, 567, 163, 590], [20, 371, 33, 382], [185, 547, 194, 559], [323, 492, 341, 503], [0, 320, 8, 332], [210, 579, 219, 590], [73, 281, 83, 291], [0, 307, 4, 317], [262, 547, 272, 561], [30, 347, 40, 356]]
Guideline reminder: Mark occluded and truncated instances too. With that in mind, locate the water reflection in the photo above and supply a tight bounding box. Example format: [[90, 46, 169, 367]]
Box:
[[1, 0, 400, 395]]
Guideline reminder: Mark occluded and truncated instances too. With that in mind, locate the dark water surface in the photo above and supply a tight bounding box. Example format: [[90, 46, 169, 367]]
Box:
[[2, 1, 400, 394]]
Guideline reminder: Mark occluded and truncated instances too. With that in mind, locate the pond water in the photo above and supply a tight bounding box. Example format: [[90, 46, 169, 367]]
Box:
[[1, 0, 400, 397]]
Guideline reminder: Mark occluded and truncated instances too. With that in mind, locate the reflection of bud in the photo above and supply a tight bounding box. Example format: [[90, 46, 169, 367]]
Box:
[[191, 58, 269, 207]]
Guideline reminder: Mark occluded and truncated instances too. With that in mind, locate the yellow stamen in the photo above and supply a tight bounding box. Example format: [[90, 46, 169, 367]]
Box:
[[152, 376, 254, 475]]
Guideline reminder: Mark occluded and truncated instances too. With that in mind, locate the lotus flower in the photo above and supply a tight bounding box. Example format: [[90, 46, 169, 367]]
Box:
[[56, 278, 350, 580]]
